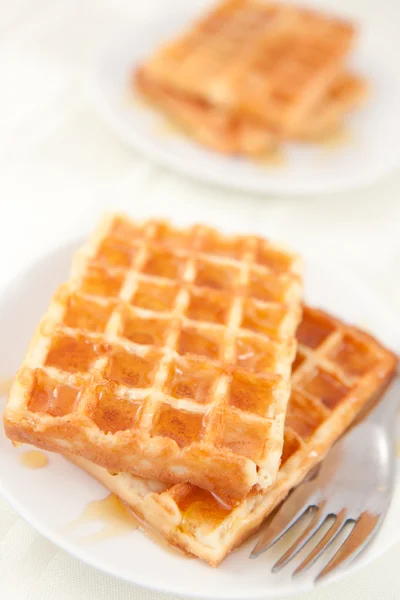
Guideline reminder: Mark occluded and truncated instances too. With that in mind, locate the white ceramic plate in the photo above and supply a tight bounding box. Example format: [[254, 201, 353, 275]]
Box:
[[0, 240, 399, 599], [89, 0, 400, 196]]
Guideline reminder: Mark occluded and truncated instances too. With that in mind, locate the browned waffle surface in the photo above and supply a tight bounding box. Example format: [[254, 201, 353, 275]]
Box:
[[135, 68, 278, 157], [295, 72, 367, 140], [67, 306, 398, 565], [136, 68, 366, 156], [141, 0, 355, 133], [4, 214, 302, 499]]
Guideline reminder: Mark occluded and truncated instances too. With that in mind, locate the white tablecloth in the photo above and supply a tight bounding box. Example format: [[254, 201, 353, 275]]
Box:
[[1, 0, 400, 598]]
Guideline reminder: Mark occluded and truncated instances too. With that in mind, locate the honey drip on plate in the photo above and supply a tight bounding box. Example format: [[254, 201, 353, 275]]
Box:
[[69, 494, 139, 544], [0, 377, 14, 397], [252, 147, 286, 169], [69, 493, 184, 555], [19, 450, 48, 469], [317, 126, 351, 150], [152, 118, 182, 140]]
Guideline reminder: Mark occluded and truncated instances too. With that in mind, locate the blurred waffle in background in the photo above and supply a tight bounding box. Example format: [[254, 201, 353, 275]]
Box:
[[135, 0, 368, 158]]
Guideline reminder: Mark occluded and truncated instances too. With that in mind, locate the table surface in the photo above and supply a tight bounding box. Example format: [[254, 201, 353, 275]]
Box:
[[0, 0, 400, 599]]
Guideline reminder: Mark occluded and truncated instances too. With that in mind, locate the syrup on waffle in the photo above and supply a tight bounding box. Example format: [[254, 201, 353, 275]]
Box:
[[4, 214, 302, 499], [66, 306, 398, 565], [140, 0, 355, 135], [136, 68, 366, 156]]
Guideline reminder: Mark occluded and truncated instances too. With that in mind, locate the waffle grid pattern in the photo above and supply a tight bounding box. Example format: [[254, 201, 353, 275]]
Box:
[[275, 306, 385, 460], [5, 214, 302, 499], [143, 0, 355, 133], [68, 306, 397, 565]]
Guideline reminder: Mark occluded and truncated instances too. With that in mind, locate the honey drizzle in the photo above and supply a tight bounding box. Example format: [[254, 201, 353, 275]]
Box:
[[69, 494, 139, 544], [152, 119, 182, 140], [19, 450, 48, 469], [316, 126, 351, 150], [252, 147, 286, 169], [69, 494, 184, 555]]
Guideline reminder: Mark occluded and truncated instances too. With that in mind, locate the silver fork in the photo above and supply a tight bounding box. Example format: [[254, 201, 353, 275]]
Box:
[[250, 376, 399, 583]]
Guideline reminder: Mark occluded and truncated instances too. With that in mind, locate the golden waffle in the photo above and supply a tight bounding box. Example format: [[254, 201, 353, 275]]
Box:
[[4, 214, 302, 499], [136, 67, 278, 156], [136, 68, 366, 156], [66, 306, 398, 565], [295, 72, 367, 140], [141, 0, 355, 134]]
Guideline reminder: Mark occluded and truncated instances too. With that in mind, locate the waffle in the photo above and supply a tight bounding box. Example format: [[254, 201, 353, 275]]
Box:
[[66, 306, 398, 565], [140, 0, 355, 135], [295, 72, 367, 140], [136, 67, 278, 156], [136, 68, 366, 156], [4, 214, 302, 499]]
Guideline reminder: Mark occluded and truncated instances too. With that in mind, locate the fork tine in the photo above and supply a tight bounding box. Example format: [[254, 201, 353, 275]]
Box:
[[293, 508, 347, 577], [316, 511, 381, 582], [251, 484, 318, 558], [272, 503, 328, 572]]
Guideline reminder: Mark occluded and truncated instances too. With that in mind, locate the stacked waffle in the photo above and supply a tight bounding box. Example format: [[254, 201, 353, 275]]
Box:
[[135, 0, 368, 157], [3, 214, 397, 565]]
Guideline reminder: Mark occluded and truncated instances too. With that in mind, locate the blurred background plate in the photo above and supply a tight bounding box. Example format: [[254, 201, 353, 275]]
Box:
[[0, 240, 399, 599], [89, 0, 400, 196]]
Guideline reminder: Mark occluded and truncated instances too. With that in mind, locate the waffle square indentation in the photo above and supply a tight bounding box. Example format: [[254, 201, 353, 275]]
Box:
[[105, 348, 161, 388], [152, 403, 204, 448], [28, 370, 81, 417], [164, 357, 220, 404], [45, 335, 97, 373]]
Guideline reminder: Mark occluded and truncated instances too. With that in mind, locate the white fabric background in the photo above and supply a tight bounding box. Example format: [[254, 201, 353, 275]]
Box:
[[0, 0, 400, 598]]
